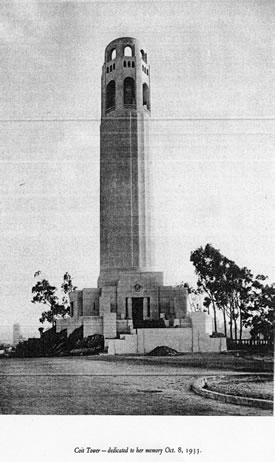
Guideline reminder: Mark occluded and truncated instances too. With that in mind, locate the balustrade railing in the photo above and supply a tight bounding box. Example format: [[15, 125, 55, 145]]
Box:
[[226, 338, 273, 351]]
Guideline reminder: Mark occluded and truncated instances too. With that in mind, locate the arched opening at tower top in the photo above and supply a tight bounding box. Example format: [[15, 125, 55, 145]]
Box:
[[124, 46, 133, 57], [124, 77, 136, 106], [107, 48, 116, 62], [106, 80, 116, 111], [143, 83, 150, 110], [140, 49, 147, 63]]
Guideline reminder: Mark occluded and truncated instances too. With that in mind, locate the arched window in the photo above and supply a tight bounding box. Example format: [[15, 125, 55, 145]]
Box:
[[106, 80, 116, 111], [124, 46, 132, 57], [143, 83, 150, 110], [111, 48, 116, 60], [140, 49, 147, 63], [124, 77, 135, 106]]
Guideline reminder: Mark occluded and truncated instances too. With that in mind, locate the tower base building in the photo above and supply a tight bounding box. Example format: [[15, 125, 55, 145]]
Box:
[[56, 38, 226, 354]]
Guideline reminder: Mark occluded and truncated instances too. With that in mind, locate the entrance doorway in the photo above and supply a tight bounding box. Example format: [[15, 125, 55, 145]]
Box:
[[132, 297, 144, 328]]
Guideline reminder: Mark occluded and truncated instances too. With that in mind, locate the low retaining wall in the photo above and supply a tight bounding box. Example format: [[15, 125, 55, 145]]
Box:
[[56, 318, 82, 336], [106, 328, 227, 355], [137, 328, 193, 354], [56, 312, 227, 355], [191, 375, 273, 410], [83, 316, 103, 337], [56, 316, 104, 337], [105, 335, 138, 355]]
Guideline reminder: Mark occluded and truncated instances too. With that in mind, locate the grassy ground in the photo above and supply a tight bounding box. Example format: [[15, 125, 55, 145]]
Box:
[[93, 351, 274, 372], [206, 375, 273, 400]]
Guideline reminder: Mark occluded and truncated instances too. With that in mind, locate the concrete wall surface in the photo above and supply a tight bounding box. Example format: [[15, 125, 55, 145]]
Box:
[[106, 327, 227, 355], [69, 291, 83, 317], [56, 317, 82, 336], [83, 316, 103, 337], [191, 311, 213, 335], [83, 288, 100, 316], [117, 319, 133, 334], [106, 334, 138, 355], [137, 328, 193, 354], [103, 312, 117, 338]]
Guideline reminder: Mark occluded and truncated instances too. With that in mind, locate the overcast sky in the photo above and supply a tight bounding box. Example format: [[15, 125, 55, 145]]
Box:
[[0, 0, 274, 341]]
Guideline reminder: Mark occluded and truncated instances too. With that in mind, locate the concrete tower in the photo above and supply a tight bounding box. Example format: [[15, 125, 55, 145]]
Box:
[[98, 37, 153, 287], [55, 37, 225, 354], [57, 37, 188, 342]]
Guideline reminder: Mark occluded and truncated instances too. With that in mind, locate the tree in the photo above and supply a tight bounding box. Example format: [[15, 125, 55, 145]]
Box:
[[243, 278, 275, 341], [190, 244, 274, 341], [190, 244, 229, 334], [31, 272, 76, 326]]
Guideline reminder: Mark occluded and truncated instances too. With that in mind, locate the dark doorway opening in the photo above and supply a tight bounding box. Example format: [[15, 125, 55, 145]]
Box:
[[132, 297, 144, 328]]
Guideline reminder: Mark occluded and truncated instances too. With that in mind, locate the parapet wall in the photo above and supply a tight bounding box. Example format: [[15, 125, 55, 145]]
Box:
[[106, 327, 227, 355], [56, 311, 226, 354], [56, 317, 82, 336], [137, 328, 193, 354]]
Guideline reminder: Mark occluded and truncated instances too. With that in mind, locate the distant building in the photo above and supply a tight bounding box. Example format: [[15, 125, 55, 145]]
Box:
[[13, 323, 24, 346]]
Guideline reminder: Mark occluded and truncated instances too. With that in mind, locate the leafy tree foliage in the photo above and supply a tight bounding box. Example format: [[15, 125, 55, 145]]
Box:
[[190, 244, 274, 340], [31, 271, 76, 326], [243, 279, 275, 341]]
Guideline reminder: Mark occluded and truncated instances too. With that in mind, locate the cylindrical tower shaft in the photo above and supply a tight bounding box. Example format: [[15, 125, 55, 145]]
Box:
[[98, 37, 152, 287]]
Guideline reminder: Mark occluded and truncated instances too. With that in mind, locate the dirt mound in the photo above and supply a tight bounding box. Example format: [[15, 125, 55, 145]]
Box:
[[147, 346, 178, 356]]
